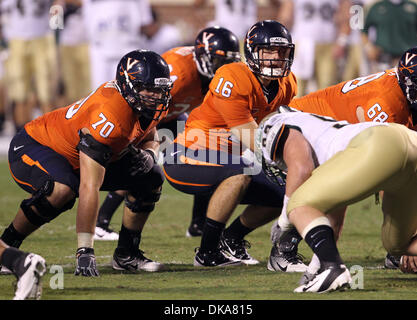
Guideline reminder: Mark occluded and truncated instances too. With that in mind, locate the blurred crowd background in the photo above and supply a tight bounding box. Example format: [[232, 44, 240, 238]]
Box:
[[0, 0, 416, 149]]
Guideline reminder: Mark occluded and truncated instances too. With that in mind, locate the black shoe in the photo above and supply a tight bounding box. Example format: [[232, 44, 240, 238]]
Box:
[[112, 249, 164, 272], [193, 248, 243, 267], [267, 240, 307, 272], [219, 235, 259, 265], [384, 253, 400, 269], [186, 223, 203, 237]]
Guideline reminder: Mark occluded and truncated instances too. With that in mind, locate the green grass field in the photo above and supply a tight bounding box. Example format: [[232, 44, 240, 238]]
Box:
[[0, 158, 416, 301]]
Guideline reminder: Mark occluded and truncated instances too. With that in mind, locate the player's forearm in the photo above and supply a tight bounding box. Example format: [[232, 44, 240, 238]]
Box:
[[140, 140, 159, 154], [76, 185, 100, 236], [140, 128, 159, 153], [285, 163, 313, 196], [231, 121, 258, 152]]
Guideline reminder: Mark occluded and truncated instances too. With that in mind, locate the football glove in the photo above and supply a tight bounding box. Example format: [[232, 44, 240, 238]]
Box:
[[74, 247, 99, 277], [128, 144, 157, 176]]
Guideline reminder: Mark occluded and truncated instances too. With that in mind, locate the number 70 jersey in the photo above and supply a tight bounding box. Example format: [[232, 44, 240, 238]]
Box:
[[289, 69, 414, 128], [24, 81, 160, 170], [257, 108, 387, 167]]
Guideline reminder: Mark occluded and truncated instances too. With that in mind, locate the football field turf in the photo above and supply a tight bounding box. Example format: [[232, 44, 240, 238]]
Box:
[[0, 158, 416, 301]]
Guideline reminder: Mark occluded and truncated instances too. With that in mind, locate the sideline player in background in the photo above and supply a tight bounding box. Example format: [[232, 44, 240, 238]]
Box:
[[0, 50, 172, 276], [268, 47, 417, 273], [82, 0, 154, 90], [1, 0, 57, 132], [95, 26, 242, 240], [194, 0, 280, 50], [258, 108, 417, 292], [163, 20, 306, 271]]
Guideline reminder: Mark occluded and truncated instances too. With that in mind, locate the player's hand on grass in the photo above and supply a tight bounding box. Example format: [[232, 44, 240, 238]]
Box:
[[399, 255, 417, 274], [74, 247, 99, 277]]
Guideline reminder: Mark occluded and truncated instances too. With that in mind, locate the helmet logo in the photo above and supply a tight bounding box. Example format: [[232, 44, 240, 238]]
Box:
[[202, 32, 215, 45], [405, 53, 417, 65], [399, 61, 417, 74], [127, 58, 139, 71], [124, 58, 141, 80]]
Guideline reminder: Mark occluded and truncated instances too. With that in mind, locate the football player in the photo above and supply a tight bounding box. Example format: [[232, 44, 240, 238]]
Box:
[[2, 0, 57, 131], [0, 50, 172, 276], [95, 26, 242, 240], [82, 0, 153, 90], [0, 241, 46, 300], [257, 107, 417, 292], [163, 20, 307, 270], [289, 48, 417, 128], [268, 47, 417, 273]]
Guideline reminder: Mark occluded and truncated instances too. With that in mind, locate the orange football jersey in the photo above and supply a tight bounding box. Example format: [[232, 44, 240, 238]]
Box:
[[25, 81, 164, 170], [289, 69, 413, 128], [161, 46, 206, 123], [176, 62, 297, 152]]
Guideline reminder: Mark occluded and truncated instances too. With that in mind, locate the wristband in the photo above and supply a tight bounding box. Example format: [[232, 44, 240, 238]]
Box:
[[77, 232, 94, 249]]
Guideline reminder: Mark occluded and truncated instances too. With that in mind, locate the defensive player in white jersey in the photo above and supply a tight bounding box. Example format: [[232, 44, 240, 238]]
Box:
[[82, 0, 153, 89], [278, 0, 344, 96], [59, 0, 91, 104], [256, 106, 417, 292], [194, 0, 280, 42], [1, 0, 56, 131]]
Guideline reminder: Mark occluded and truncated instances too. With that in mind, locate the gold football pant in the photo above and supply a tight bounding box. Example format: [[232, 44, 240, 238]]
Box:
[[288, 124, 417, 255]]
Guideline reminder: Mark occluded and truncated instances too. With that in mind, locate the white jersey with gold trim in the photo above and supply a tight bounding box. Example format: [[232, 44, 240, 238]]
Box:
[[82, 0, 152, 54], [257, 107, 387, 167], [1, 0, 52, 40], [213, 0, 257, 39]]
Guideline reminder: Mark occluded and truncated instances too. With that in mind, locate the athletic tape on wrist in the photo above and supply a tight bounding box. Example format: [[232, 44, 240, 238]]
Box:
[[77, 232, 94, 249], [278, 195, 292, 231]]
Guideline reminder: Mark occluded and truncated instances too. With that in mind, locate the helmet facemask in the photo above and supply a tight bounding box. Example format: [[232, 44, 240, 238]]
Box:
[[262, 157, 287, 186], [121, 68, 172, 121], [399, 72, 417, 104], [247, 44, 294, 79], [195, 48, 241, 78]]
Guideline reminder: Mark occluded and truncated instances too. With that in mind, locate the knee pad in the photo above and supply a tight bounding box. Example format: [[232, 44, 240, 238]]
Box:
[[21, 179, 76, 226], [125, 188, 162, 214]]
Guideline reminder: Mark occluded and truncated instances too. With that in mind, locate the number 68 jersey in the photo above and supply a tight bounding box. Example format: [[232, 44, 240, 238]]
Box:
[[257, 107, 387, 168], [24, 81, 162, 170], [289, 69, 414, 129]]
